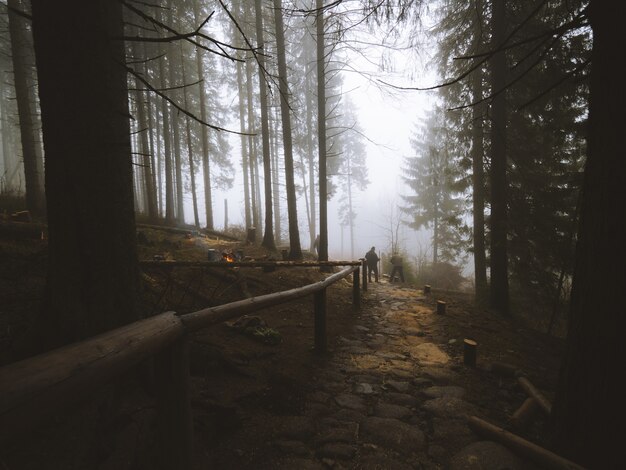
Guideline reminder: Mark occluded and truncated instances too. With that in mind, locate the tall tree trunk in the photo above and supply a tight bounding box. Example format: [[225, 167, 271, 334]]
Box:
[[193, 0, 214, 230], [31, 0, 138, 348], [471, 66, 488, 304], [254, 0, 276, 250], [156, 13, 174, 224], [132, 41, 157, 221], [551, 2, 626, 467], [8, 0, 44, 215], [271, 105, 282, 244], [306, 69, 317, 250], [180, 42, 200, 228], [273, 0, 302, 259], [245, 27, 260, 238], [316, 0, 328, 263], [488, 0, 509, 315], [236, 49, 252, 230]]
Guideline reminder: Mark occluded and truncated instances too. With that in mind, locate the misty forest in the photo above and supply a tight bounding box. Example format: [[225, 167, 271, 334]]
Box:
[[0, 0, 623, 469]]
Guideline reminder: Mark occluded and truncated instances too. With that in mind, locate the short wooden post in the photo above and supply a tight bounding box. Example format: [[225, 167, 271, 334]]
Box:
[[436, 300, 446, 314], [361, 259, 368, 292], [463, 338, 477, 367], [352, 267, 360, 310], [511, 397, 540, 430], [155, 335, 193, 470], [424, 284, 431, 294], [314, 289, 327, 353]]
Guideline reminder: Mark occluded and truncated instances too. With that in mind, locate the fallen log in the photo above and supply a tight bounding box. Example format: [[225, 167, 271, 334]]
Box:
[[518, 376, 552, 416], [467, 415, 586, 470]]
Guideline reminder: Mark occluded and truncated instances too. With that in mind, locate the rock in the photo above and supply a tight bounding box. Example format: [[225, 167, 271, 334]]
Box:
[[373, 403, 413, 420], [353, 383, 376, 395], [308, 391, 331, 404], [361, 417, 426, 454], [421, 366, 459, 384], [349, 375, 380, 384], [274, 440, 311, 456], [422, 386, 466, 399], [334, 394, 368, 412], [431, 417, 476, 449], [408, 343, 450, 366], [316, 443, 356, 460], [422, 397, 476, 419], [354, 455, 414, 470], [334, 408, 367, 424], [354, 325, 370, 332], [449, 441, 530, 470], [315, 427, 356, 445], [274, 458, 326, 470], [277, 416, 316, 440], [385, 392, 419, 407], [385, 380, 410, 393]]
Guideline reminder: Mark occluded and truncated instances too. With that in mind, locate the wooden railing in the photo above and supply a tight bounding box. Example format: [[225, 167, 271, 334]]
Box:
[[0, 261, 364, 469]]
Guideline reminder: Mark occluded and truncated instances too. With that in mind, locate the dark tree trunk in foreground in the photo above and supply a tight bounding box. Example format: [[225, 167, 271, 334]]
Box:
[[471, 67, 488, 305], [31, 0, 138, 348], [551, 2, 626, 467], [8, 0, 44, 216], [254, 0, 276, 251], [488, 0, 509, 315], [274, 0, 302, 259]]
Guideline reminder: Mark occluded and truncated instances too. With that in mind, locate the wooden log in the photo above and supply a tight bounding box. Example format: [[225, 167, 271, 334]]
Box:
[[246, 227, 256, 244], [424, 284, 431, 294], [467, 415, 585, 470], [352, 267, 360, 310], [463, 338, 478, 367], [314, 289, 327, 353], [436, 300, 446, 314], [518, 376, 552, 416], [0, 312, 184, 441], [181, 266, 358, 331], [155, 336, 193, 470], [140, 260, 362, 268], [511, 397, 540, 430]]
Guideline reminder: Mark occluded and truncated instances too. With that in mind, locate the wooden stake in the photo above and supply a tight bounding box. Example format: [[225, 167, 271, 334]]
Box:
[[467, 415, 585, 470], [436, 300, 446, 314], [424, 284, 431, 294], [511, 397, 540, 430], [352, 267, 360, 310], [314, 289, 327, 353], [518, 376, 552, 416], [463, 338, 477, 367]]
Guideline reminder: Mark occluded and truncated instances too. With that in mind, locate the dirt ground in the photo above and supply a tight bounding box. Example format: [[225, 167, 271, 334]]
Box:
[[0, 223, 566, 469]]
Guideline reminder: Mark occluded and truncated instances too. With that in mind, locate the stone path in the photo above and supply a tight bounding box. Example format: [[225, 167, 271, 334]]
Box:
[[262, 282, 531, 470]]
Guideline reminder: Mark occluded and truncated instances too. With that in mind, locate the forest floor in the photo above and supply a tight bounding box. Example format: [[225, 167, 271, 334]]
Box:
[[0, 221, 566, 469]]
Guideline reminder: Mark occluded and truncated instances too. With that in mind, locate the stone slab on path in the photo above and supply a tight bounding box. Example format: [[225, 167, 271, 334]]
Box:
[[361, 417, 426, 454], [449, 441, 532, 470], [408, 342, 450, 366]]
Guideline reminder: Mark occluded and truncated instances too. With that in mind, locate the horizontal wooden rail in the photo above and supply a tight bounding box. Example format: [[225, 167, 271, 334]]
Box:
[[0, 266, 360, 445], [181, 266, 358, 330], [0, 311, 184, 440], [140, 260, 362, 268]]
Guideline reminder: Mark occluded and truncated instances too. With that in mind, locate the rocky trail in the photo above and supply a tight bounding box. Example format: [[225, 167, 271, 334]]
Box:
[[199, 280, 558, 470]]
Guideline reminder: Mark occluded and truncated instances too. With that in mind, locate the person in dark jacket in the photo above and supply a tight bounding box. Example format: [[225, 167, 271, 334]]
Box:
[[364, 246, 380, 282]]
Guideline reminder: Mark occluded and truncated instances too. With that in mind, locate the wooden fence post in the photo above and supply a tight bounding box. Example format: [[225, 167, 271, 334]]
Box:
[[314, 289, 327, 353], [361, 259, 368, 291], [352, 267, 360, 310], [155, 335, 193, 470]]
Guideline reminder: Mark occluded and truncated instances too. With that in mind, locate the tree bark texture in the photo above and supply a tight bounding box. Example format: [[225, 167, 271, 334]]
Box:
[[254, 0, 276, 250], [316, 0, 328, 263], [551, 2, 626, 467], [488, 0, 509, 315], [31, 0, 139, 347], [273, 0, 303, 259]]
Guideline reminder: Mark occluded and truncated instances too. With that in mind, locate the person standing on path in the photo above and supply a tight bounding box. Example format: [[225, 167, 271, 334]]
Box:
[[364, 246, 380, 283], [390, 252, 405, 282]]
